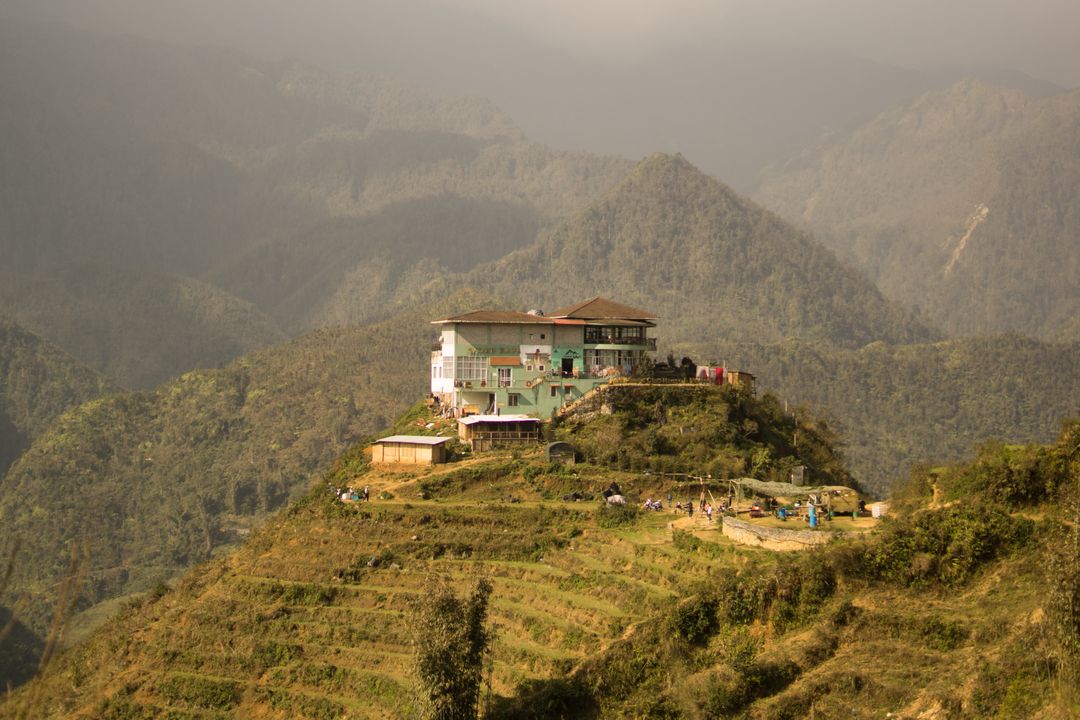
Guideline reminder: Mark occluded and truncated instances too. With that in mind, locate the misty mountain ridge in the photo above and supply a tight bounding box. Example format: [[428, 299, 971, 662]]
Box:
[[0, 19, 631, 385], [755, 79, 1080, 341]]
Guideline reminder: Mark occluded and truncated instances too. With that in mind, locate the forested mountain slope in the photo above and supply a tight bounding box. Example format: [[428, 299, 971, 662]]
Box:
[[0, 317, 112, 476], [754, 80, 1080, 341], [0, 20, 630, 386], [705, 335, 1080, 496], [0, 291, 498, 669], [0, 267, 286, 390], [476, 153, 931, 348]]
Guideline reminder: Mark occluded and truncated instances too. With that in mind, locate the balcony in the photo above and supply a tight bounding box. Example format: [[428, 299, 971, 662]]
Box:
[[583, 334, 657, 350]]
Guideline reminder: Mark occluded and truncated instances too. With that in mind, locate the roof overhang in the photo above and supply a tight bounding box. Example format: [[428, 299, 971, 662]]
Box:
[[458, 414, 541, 426]]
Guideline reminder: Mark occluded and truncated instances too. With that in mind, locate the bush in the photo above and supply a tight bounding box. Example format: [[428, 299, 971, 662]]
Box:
[[855, 505, 1033, 587], [252, 640, 303, 670], [668, 595, 718, 645], [596, 503, 640, 528], [157, 674, 239, 710]]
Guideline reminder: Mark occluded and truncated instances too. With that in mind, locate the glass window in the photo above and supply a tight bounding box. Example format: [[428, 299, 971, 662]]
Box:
[[507, 393, 520, 407], [454, 356, 487, 380]]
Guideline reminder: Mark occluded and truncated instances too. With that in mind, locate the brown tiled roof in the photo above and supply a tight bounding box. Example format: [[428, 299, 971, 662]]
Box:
[[548, 297, 658, 321], [432, 310, 554, 324]]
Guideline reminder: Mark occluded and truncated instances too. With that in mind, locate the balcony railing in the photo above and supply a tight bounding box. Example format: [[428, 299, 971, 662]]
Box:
[[584, 335, 657, 349], [471, 431, 541, 441]]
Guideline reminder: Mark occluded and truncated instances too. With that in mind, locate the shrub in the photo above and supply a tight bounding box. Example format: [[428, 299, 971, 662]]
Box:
[[596, 503, 640, 528], [855, 505, 1033, 587], [251, 640, 303, 671], [668, 595, 718, 645], [157, 674, 239, 710], [916, 615, 968, 652]]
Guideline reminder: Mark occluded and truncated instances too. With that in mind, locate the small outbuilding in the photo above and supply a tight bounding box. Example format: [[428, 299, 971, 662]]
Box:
[[546, 441, 576, 466], [457, 414, 542, 451], [725, 370, 756, 393], [371, 435, 450, 465]]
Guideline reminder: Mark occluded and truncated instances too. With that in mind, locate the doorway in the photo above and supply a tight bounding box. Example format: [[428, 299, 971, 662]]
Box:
[[561, 357, 574, 377]]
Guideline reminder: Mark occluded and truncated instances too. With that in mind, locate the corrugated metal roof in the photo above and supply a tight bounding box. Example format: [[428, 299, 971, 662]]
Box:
[[458, 414, 541, 425], [548, 297, 658, 321], [372, 435, 451, 445]]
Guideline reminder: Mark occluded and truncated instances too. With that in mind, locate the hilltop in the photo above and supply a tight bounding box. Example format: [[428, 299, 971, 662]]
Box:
[[754, 80, 1080, 341], [0, 383, 854, 711], [474, 153, 932, 349], [5, 394, 1076, 718]]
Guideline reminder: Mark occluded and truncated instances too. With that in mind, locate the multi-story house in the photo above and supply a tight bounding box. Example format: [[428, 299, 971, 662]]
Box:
[[430, 297, 657, 418]]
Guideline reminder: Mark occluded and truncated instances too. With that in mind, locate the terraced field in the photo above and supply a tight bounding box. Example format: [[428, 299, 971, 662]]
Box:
[[11, 425, 1072, 719], [14, 453, 765, 719]]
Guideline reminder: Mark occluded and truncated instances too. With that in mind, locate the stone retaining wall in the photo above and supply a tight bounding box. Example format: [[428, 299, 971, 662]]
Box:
[[722, 516, 835, 552]]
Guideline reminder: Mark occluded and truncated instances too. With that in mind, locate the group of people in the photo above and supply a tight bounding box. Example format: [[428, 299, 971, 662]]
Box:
[[671, 496, 720, 523], [332, 485, 370, 503]]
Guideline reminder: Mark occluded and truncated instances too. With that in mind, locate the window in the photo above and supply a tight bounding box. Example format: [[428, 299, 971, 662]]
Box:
[[441, 356, 455, 379], [550, 386, 558, 397], [540, 333, 546, 339], [453, 356, 487, 381], [526, 364, 533, 372], [507, 393, 520, 407], [497, 367, 512, 387], [538, 364, 545, 372]]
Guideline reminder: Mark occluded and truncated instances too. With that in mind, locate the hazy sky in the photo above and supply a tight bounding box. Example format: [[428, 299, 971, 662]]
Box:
[[5, 0, 1077, 186], [6, 0, 1080, 87], [444, 0, 1080, 86]]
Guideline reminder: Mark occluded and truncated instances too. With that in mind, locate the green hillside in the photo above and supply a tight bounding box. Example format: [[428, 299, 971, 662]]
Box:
[[754, 80, 1080, 342], [0, 316, 112, 475], [474, 153, 932, 348], [5, 396, 1075, 719]]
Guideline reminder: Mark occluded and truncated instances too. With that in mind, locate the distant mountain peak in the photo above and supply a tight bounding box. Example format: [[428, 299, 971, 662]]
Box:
[[474, 150, 931, 348]]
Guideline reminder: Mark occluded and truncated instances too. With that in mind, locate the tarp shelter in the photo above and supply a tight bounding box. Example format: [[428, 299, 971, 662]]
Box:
[[371, 435, 450, 465], [727, 477, 860, 513], [457, 414, 541, 451]]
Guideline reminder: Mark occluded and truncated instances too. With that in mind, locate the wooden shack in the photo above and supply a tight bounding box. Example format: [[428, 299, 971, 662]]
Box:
[[371, 435, 450, 465], [457, 414, 541, 451]]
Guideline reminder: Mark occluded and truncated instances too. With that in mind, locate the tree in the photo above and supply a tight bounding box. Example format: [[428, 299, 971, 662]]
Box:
[[412, 578, 493, 720]]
